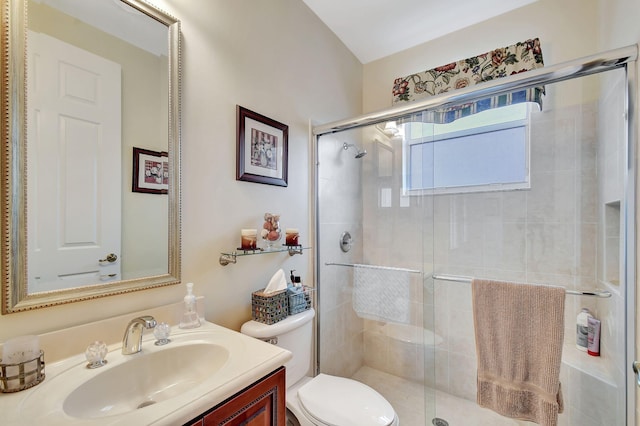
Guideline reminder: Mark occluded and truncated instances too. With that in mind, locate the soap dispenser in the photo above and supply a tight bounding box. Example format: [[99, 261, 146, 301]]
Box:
[[179, 282, 201, 329], [290, 269, 302, 287]]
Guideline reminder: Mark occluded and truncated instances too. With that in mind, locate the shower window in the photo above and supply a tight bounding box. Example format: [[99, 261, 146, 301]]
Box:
[[403, 102, 535, 195]]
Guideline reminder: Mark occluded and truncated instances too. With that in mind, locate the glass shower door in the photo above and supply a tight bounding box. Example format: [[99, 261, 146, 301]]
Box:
[[315, 119, 437, 424], [425, 68, 629, 425], [314, 53, 634, 425]]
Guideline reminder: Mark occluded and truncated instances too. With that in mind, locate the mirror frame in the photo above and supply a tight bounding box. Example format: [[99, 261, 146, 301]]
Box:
[[1, 0, 182, 313]]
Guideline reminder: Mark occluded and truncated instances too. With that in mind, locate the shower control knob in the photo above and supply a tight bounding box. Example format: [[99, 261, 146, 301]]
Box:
[[340, 231, 352, 252]]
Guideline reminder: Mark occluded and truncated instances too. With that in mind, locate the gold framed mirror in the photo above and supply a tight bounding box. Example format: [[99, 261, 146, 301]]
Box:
[[1, 0, 181, 313]]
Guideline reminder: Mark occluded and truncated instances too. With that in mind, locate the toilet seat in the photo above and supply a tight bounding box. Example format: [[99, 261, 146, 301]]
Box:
[[297, 374, 396, 426]]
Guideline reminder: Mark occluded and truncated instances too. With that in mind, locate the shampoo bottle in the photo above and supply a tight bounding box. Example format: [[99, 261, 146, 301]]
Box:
[[179, 282, 201, 329], [587, 316, 601, 356], [576, 308, 592, 351]]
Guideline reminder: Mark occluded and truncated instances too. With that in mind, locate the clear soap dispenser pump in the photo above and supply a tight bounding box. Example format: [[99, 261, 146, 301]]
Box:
[[179, 282, 201, 329]]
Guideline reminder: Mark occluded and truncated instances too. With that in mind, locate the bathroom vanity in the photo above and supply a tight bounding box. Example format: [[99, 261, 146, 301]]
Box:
[[0, 317, 291, 425], [185, 367, 285, 425]]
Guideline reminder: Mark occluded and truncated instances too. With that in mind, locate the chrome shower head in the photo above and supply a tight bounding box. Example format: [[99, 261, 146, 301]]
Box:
[[342, 142, 367, 159]]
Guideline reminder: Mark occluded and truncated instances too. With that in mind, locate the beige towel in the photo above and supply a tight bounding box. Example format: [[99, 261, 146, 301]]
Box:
[[472, 279, 565, 426]]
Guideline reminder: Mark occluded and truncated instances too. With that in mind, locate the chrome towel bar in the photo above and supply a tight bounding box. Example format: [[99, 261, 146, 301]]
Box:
[[325, 262, 422, 274], [432, 274, 612, 298]]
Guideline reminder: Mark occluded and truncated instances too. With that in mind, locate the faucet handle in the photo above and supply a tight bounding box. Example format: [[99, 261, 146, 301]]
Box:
[[137, 315, 157, 328], [153, 322, 171, 346], [85, 341, 108, 369]]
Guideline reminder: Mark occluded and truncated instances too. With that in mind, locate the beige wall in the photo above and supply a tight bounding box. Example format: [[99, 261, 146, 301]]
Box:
[[362, 0, 600, 114], [0, 0, 362, 340]]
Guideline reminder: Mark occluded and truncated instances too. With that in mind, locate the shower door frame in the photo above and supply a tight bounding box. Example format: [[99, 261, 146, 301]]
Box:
[[312, 44, 638, 425]]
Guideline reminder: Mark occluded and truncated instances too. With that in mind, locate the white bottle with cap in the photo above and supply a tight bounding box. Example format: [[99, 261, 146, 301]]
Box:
[[576, 308, 592, 351]]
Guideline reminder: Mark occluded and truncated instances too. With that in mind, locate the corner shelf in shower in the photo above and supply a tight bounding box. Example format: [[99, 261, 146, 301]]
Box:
[[219, 246, 311, 266]]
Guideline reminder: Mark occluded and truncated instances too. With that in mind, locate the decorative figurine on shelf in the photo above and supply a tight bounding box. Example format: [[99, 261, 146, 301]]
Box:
[[261, 213, 282, 249]]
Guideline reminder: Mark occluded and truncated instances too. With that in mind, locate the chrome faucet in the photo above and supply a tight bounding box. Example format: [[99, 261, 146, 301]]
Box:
[[122, 315, 157, 355]]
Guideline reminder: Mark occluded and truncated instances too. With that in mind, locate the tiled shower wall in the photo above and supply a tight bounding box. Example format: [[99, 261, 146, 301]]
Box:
[[592, 69, 627, 424], [317, 132, 365, 378], [428, 100, 601, 399], [318, 129, 431, 380], [357, 99, 603, 391]]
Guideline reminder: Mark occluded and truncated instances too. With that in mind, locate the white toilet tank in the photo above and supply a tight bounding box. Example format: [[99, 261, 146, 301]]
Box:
[[241, 308, 315, 387]]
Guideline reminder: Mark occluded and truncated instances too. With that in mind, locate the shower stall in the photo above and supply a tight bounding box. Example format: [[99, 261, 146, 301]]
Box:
[[312, 46, 637, 425]]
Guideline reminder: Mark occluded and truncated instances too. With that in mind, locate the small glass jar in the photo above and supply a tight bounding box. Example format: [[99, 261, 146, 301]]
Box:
[[262, 213, 282, 249]]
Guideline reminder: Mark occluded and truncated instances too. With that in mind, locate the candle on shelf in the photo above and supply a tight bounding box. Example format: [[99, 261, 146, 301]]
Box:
[[240, 229, 257, 250], [285, 228, 299, 246]]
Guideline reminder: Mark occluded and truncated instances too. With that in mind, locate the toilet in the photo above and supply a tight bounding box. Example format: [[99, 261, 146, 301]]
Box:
[[241, 308, 399, 426]]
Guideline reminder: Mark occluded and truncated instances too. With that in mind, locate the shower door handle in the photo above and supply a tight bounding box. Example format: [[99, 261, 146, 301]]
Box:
[[633, 361, 640, 387]]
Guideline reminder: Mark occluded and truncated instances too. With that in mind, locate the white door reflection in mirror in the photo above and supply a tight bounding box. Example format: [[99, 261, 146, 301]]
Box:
[[27, 31, 122, 292]]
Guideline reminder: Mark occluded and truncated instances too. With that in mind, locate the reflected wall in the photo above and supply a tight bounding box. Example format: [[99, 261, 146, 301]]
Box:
[[28, 1, 169, 280]]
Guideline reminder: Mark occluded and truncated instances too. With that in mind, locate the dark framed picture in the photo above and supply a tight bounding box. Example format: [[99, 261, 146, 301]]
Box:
[[236, 105, 288, 187], [132, 147, 168, 194]]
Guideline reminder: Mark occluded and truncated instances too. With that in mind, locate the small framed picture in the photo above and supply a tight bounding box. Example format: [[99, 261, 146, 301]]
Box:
[[132, 147, 168, 194], [236, 105, 288, 187]]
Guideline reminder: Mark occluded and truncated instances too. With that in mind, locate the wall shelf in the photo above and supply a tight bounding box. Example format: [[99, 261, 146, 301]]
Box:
[[219, 246, 310, 266]]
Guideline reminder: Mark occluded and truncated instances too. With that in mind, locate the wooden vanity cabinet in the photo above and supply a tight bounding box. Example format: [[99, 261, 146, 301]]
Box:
[[185, 367, 286, 426]]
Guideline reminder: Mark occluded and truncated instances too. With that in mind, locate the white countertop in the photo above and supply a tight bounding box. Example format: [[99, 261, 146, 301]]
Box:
[[0, 321, 291, 425]]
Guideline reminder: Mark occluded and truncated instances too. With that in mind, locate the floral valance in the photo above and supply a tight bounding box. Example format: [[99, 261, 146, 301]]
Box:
[[392, 38, 544, 123]]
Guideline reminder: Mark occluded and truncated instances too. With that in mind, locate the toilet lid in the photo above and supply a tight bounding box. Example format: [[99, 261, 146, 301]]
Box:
[[297, 374, 395, 426]]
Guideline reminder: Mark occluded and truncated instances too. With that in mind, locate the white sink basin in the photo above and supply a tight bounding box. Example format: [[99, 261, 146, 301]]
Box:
[[63, 343, 229, 419], [6, 321, 292, 426]]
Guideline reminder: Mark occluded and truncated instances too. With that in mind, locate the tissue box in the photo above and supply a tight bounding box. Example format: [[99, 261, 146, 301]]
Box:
[[287, 286, 314, 315], [251, 289, 288, 324]]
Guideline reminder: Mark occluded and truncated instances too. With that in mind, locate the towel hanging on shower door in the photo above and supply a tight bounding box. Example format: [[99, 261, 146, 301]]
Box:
[[352, 264, 410, 324], [472, 278, 565, 426]]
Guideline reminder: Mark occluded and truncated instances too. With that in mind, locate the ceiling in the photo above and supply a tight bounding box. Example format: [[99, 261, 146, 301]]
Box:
[[302, 0, 538, 64]]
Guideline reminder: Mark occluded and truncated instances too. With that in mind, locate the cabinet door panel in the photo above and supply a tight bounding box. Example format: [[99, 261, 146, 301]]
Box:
[[202, 367, 285, 426]]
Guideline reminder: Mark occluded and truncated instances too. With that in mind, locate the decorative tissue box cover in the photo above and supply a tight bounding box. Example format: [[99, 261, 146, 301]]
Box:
[[251, 289, 288, 324]]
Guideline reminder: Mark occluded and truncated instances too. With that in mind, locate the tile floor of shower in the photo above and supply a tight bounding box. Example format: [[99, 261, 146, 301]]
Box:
[[352, 366, 534, 426]]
